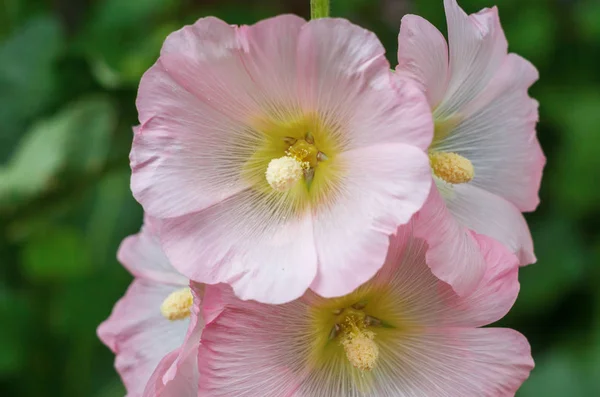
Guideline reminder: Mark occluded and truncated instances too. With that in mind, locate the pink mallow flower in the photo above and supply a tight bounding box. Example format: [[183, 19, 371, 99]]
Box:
[[97, 217, 203, 397], [195, 226, 534, 396], [130, 15, 434, 304], [395, 0, 545, 295]]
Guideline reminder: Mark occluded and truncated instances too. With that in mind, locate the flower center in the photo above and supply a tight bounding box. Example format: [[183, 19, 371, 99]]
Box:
[[265, 135, 328, 192], [160, 287, 193, 321], [429, 151, 474, 184], [340, 319, 379, 372], [329, 303, 381, 371]]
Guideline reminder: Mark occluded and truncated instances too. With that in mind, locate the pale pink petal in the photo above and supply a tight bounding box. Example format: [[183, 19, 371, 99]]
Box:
[[97, 280, 190, 397], [143, 349, 197, 397], [158, 15, 307, 121], [142, 286, 203, 397], [132, 16, 307, 218], [197, 282, 227, 325], [117, 216, 187, 286], [131, 65, 253, 218], [371, 228, 520, 329], [397, 14, 449, 108], [435, 0, 507, 117], [434, 54, 544, 211], [413, 185, 486, 296], [297, 18, 433, 151], [372, 328, 533, 396], [442, 234, 520, 327], [311, 143, 431, 297], [143, 351, 181, 397], [234, 15, 307, 113], [445, 183, 536, 265], [365, 226, 456, 327], [147, 17, 255, 123], [161, 191, 317, 304], [197, 285, 312, 396]]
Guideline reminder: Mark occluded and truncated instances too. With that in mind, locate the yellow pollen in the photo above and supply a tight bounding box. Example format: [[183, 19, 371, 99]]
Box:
[[429, 151, 475, 184], [160, 287, 193, 321], [265, 156, 306, 192], [286, 139, 319, 168], [340, 318, 379, 371]]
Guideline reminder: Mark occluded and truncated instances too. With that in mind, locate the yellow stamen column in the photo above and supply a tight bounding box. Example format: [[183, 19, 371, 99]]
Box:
[[265, 156, 305, 191], [429, 152, 475, 184], [341, 329, 379, 371], [160, 287, 193, 321], [338, 316, 380, 371]]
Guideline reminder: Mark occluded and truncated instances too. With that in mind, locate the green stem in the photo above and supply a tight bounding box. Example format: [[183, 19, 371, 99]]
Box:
[[310, 0, 330, 19]]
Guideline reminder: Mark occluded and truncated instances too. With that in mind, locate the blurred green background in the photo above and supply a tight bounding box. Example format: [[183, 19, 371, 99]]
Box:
[[0, 0, 598, 395]]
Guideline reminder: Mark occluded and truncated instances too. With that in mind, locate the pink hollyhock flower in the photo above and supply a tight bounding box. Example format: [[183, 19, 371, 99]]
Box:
[[396, 0, 545, 295], [97, 217, 203, 397], [130, 14, 434, 304], [195, 226, 534, 396]]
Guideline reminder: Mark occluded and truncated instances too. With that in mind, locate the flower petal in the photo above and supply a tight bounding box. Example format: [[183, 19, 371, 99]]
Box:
[[397, 14, 449, 108], [442, 234, 520, 327], [97, 280, 190, 397], [161, 190, 317, 304], [159, 15, 307, 120], [445, 183, 536, 265], [434, 54, 543, 211], [197, 285, 312, 396], [152, 17, 257, 123], [142, 348, 197, 397], [374, 328, 533, 396], [372, 226, 519, 328], [236, 15, 308, 113], [413, 185, 486, 296], [297, 18, 433, 151], [310, 143, 431, 297], [117, 216, 187, 286], [142, 286, 203, 397], [131, 64, 253, 218], [132, 16, 307, 218], [436, 0, 507, 118]]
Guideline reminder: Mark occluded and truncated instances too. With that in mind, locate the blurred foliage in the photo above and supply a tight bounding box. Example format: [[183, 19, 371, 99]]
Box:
[[0, 0, 598, 396]]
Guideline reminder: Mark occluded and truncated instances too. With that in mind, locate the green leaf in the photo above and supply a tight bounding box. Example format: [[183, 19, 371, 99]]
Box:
[[0, 96, 116, 208], [76, 0, 180, 87], [503, 6, 555, 67], [0, 111, 72, 205], [0, 14, 64, 161], [63, 97, 117, 173], [512, 217, 586, 315], [0, 287, 31, 375], [543, 89, 600, 217], [94, 380, 126, 397], [86, 170, 143, 267], [518, 349, 589, 397], [21, 226, 92, 281], [575, 0, 600, 43], [588, 318, 600, 394]]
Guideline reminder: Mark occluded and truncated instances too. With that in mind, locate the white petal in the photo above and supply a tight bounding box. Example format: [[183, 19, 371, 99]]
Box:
[[445, 183, 536, 265], [433, 54, 543, 211], [98, 280, 190, 396], [397, 14, 449, 108], [436, 0, 507, 118]]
